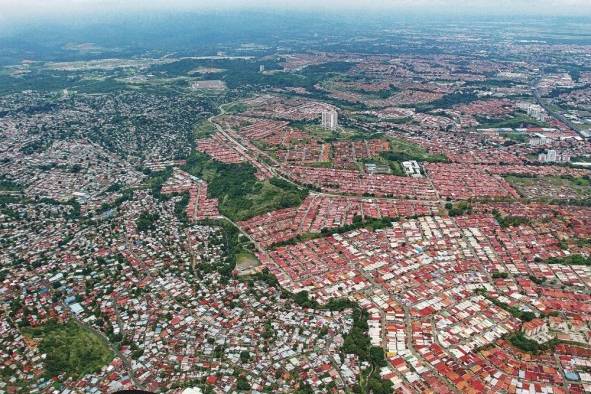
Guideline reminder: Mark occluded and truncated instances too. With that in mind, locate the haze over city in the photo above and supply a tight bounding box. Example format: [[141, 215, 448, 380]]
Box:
[[2, 0, 591, 24]]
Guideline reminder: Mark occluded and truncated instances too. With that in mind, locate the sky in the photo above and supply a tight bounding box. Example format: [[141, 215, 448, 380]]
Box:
[[1, 0, 591, 29]]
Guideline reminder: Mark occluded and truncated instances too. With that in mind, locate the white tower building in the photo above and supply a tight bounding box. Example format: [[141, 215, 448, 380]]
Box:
[[321, 110, 338, 130]]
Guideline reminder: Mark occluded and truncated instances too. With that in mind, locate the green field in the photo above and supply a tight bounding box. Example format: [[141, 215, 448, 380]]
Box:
[[292, 123, 359, 142], [235, 251, 260, 274], [381, 137, 447, 163], [477, 114, 550, 129], [505, 175, 591, 200], [193, 119, 217, 140], [224, 102, 247, 114], [23, 320, 113, 379], [230, 179, 303, 220], [504, 132, 528, 143], [183, 152, 307, 221]]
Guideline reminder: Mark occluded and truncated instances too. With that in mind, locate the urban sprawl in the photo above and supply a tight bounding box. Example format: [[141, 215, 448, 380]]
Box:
[[1, 19, 591, 394]]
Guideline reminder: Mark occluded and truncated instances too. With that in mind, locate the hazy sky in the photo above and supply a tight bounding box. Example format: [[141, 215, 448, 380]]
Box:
[[1, 0, 591, 25]]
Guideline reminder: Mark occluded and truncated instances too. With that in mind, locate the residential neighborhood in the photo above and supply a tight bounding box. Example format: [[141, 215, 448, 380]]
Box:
[[1, 9, 591, 394]]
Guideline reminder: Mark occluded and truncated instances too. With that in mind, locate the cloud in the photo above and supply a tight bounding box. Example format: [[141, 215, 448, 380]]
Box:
[[1, 0, 590, 22]]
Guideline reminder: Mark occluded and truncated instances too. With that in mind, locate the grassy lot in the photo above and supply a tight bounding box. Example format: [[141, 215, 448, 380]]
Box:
[[477, 114, 550, 129], [381, 137, 447, 163], [505, 175, 591, 200], [23, 320, 113, 379], [183, 152, 307, 221], [228, 179, 304, 221], [504, 132, 528, 143], [193, 119, 217, 140], [224, 102, 247, 114], [290, 120, 368, 143], [235, 251, 260, 274]]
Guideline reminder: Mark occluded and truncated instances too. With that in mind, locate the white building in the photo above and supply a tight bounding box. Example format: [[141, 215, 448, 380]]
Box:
[[517, 102, 548, 122], [538, 149, 570, 163], [402, 161, 423, 178], [321, 110, 338, 130], [529, 133, 549, 146], [526, 104, 548, 122]]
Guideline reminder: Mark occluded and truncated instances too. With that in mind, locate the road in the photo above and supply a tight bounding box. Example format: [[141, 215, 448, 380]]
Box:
[[531, 78, 588, 139]]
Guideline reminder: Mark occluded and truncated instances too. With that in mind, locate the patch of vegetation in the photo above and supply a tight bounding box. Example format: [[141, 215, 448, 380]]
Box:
[[352, 85, 399, 99], [466, 79, 516, 88], [508, 332, 559, 355], [23, 320, 113, 379], [503, 132, 529, 144], [504, 174, 591, 201], [20, 140, 49, 155], [380, 137, 447, 164], [293, 290, 320, 309], [195, 218, 255, 277], [545, 254, 591, 266], [144, 167, 173, 200], [239, 350, 251, 363], [235, 250, 259, 270], [475, 289, 536, 322], [96, 188, 134, 215], [65, 198, 81, 220], [153, 58, 356, 91], [324, 214, 399, 233], [289, 121, 358, 142], [416, 91, 479, 112], [387, 160, 405, 176], [183, 152, 307, 221], [174, 192, 190, 223], [528, 275, 547, 285], [445, 201, 472, 217], [492, 209, 531, 228], [350, 113, 381, 123], [492, 271, 509, 279], [136, 211, 159, 232], [571, 156, 591, 163], [236, 376, 251, 391], [343, 308, 393, 394], [477, 114, 550, 129], [224, 102, 248, 114], [575, 238, 591, 248], [0, 175, 22, 192], [269, 215, 400, 249], [193, 119, 217, 139]]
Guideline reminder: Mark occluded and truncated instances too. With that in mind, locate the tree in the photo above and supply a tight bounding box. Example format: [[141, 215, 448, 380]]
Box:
[[369, 346, 387, 368], [240, 350, 250, 363], [296, 383, 314, 394], [236, 376, 251, 391], [136, 211, 159, 232], [293, 291, 319, 309]]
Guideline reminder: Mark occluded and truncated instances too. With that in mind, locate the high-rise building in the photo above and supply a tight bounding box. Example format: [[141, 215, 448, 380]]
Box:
[[526, 104, 547, 122], [321, 110, 338, 130]]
